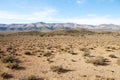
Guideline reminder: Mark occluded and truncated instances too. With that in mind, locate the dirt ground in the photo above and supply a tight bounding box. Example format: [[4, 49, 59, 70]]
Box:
[[0, 32, 120, 80]]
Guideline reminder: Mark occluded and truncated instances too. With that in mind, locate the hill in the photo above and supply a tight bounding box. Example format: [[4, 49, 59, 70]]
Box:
[[0, 22, 120, 32]]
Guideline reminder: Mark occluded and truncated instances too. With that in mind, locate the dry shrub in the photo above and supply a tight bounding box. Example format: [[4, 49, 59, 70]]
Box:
[[50, 65, 71, 74], [27, 75, 37, 80], [86, 56, 109, 66], [1, 55, 16, 63], [43, 52, 52, 57], [6, 62, 19, 69], [0, 72, 12, 79], [27, 75, 44, 80], [24, 51, 31, 55], [109, 54, 117, 58]]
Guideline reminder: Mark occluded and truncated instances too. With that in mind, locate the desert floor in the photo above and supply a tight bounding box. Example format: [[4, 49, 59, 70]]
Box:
[[0, 33, 120, 80]]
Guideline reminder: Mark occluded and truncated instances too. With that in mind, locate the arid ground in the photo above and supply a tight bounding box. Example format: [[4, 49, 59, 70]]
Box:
[[0, 30, 120, 80]]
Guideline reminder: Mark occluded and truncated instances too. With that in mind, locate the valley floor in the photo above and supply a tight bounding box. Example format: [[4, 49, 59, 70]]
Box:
[[0, 33, 120, 80]]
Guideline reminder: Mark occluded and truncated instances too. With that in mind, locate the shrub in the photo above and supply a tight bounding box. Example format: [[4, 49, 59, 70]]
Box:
[[70, 51, 78, 55], [87, 56, 108, 66], [82, 52, 90, 57], [0, 50, 4, 58], [6, 62, 19, 69], [50, 65, 70, 74], [105, 77, 115, 80], [0, 50, 4, 53], [24, 51, 31, 55], [7, 46, 13, 52], [0, 72, 12, 79], [1, 55, 15, 63], [27, 75, 37, 80], [43, 52, 52, 57], [0, 50, 4, 55], [109, 54, 117, 58], [80, 48, 88, 52]]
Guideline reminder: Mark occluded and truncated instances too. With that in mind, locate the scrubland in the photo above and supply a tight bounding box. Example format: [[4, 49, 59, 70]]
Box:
[[0, 30, 120, 80]]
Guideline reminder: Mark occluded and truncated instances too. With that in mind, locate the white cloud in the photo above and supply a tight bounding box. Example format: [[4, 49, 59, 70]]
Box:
[[0, 8, 57, 23], [87, 14, 97, 17], [74, 17, 120, 25], [62, 14, 119, 25], [87, 14, 111, 18], [53, 17, 120, 25], [0, 10, 120, 25], [76, 0, 85, 4]]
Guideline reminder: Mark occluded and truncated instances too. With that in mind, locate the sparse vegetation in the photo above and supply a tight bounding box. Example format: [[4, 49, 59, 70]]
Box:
[[0, 30, 120, 79], [43, 52, 52, 57], [86, 56, 109, 66], [70, 51, 78, 55], [6, 62, 19, 69], [50, 65, 71, 74], [105, 77, 115, 80], [27, 75, 37, 80], [109, 54, 117, 58], [1, 55, 16, 63], [0, 50, 4, 58], [0, 72, 12, 79], [82, 52, 90, 57], [7, 46, 13, 52], [80, 48, 88, 52], [24, 51, 31, 55], [0, 50, 4, 53]]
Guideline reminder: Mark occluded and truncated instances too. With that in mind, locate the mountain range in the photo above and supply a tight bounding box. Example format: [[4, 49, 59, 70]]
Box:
[[0, 22, 120, 32]]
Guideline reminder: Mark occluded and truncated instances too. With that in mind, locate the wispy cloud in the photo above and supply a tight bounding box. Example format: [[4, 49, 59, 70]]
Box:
[[0, 8, 57, 23], [76, 0, 85, 4], [52, 16, 120, 25], [87, 14, 111, 18], [87, 14, 97, 17], [74, 17, 119, 25], [0, 9, 120, 25]]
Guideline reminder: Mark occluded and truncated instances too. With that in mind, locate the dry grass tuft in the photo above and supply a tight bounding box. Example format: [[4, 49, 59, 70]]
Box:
[[6, 62, 19, 69], [1, 55, 16, 63], [109, 54, 117, 58], [86, 56, 109, 66], [50, 65, 72, 74], [0, 72, 13, 79]]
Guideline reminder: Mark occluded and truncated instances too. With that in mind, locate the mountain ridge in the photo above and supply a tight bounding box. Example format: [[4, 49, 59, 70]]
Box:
[[0, 22, 120, 32]]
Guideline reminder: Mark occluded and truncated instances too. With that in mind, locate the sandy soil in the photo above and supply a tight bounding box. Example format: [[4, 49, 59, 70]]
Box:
[[0, 33, 120, 80]]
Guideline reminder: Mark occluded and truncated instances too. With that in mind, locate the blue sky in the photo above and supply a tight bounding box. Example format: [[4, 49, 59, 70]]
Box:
[[0, 0, 120, 24]]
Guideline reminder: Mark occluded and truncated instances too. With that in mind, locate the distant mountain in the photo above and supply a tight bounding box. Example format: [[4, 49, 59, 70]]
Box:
[[0, 22, 120, 32]]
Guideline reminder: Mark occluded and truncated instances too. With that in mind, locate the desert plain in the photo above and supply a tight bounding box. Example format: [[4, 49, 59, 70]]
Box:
[[0, 30, 120, 80]]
